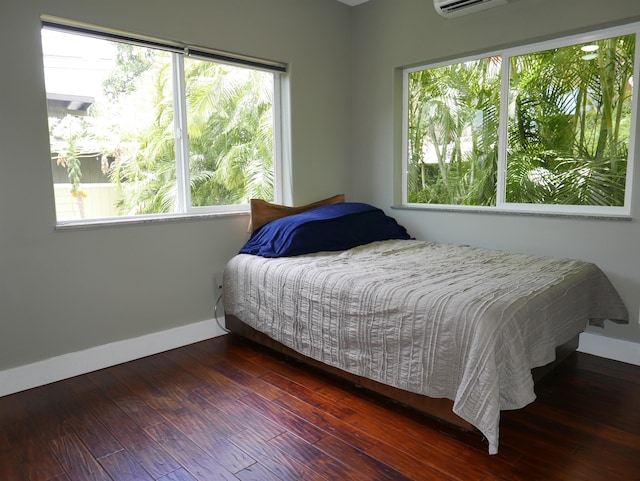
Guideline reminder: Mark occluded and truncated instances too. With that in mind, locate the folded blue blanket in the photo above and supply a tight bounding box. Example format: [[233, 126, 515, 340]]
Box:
[[240, 202, 411, 257]]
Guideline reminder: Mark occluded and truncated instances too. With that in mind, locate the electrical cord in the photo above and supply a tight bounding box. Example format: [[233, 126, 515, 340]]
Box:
[[214, 292, 230, 333]]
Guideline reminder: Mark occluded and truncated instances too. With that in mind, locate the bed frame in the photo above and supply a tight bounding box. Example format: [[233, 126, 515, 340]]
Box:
[[226, 314, 579, 431]]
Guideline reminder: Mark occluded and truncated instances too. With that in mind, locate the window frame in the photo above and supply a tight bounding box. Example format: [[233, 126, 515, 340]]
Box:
[[401, 22, 639, 218], [41, 16, 289, 227]]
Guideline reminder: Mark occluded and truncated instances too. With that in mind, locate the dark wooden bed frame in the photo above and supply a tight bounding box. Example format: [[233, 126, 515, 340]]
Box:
[[226, 314, 579, 431]]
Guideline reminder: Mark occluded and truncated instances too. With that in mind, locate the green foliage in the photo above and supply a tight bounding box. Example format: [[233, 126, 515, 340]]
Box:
[[48, 32, 276, 218], [407, 57, 501, 206], [103, 49, 275, 215], [48, 114, 109, 217], [184, 59, 274, 207], [407, 33, 635, 208], [102, 43, 154, 102]]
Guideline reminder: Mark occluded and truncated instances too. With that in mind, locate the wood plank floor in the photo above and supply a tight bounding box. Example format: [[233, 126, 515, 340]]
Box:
[[1, 334, 639, 481]]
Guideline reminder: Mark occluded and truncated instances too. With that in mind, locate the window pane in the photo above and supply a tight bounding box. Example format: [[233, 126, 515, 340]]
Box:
[[42, 29, 175, 220], [184, 58, 275, 207], [406, 57, 501, 206], [507, 34, 635, 206]]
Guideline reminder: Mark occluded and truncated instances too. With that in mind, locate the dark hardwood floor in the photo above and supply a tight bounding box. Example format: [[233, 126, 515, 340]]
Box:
[[1, 334, 639, 481]]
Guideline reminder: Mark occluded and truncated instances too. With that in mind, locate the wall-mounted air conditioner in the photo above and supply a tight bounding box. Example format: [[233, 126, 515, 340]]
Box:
[[434, 0, 509, 18]]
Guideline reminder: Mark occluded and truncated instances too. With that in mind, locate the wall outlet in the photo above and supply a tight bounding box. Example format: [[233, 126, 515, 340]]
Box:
[[214, 271, 224, 298]]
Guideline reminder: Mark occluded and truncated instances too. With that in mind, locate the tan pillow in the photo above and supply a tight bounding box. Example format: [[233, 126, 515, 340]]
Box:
[[248, 194, 345, 233]]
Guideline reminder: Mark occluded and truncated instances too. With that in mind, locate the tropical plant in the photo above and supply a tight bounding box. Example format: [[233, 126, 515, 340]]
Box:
[[103, 43, 154, 102], [108, 51, 275, 214], [45, 29, 276, 220], [108, 55, 178, 214], [48, 114, 111, 218], [184, 58, 274, 206], [407, 32, 635, 208], [407, 57, 501, 206], [507, 35, 634, 205]]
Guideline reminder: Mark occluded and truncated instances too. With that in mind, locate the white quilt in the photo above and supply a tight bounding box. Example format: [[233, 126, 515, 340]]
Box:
[[223, 240, 628, 454]]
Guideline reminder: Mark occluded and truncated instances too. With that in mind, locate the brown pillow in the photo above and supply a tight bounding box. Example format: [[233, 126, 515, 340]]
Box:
[[248, 194, 345, 233]]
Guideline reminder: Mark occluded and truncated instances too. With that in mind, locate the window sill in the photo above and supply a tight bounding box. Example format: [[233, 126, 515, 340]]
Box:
[[55, 209, 250, 231], [391, 204, 633, 222]]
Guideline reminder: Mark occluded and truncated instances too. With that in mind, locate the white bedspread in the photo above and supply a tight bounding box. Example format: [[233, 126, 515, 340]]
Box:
[[223, 240, 628, 454]]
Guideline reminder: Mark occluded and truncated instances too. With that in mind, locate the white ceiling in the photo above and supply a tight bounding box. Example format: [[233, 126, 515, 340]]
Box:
[[336, 0, 369, 6]]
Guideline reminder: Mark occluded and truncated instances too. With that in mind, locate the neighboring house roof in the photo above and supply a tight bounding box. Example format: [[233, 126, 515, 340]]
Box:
[[47, 92, 94, 112]]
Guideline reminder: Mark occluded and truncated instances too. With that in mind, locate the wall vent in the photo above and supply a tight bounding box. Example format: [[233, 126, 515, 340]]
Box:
[[434, 0, 509, 18]]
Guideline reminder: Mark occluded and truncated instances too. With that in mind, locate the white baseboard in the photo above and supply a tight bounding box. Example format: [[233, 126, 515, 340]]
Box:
[[0, 318, 228, 398], [1, 325, 636, 399], [578, 332, 640, 366]]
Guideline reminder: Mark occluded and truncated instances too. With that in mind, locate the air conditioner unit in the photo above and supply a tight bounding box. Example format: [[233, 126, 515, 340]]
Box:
[[434, 0, 509, 18]]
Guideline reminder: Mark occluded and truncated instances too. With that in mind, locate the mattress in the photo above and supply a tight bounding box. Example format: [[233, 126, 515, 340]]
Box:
[[223, 239, 628, 454]]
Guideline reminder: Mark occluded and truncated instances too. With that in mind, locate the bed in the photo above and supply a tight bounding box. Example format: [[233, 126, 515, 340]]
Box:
[[222, 197, 628, 454]]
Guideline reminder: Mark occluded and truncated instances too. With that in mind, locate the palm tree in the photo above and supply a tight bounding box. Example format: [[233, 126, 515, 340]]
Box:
[[108, 51, 275, 214], [506, 35, 634, 206], [185, 58, 274, 206], [108, 56, 177, 214], [407, 57, 500, 205], [49, 115, 109, 218], [407, 33, 634, 208]]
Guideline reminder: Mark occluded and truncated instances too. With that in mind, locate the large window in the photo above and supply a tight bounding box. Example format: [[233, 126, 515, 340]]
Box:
[[41, 19, 287, 224], [403, 23, 638, 216]]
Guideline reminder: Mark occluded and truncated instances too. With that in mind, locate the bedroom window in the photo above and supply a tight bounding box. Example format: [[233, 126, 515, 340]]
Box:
[[402, 22, 638, 217], [41, 18, 287, 225]]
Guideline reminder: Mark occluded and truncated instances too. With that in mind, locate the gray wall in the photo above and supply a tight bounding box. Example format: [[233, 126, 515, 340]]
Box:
[[1, 0, 639, 376], [351, 0, 640, 345], [0, 0, 352, 371]]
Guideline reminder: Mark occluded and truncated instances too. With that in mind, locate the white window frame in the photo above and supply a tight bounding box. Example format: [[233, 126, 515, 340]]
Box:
[[402, 22, 639, 218], [42, 16, 289, 227]]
